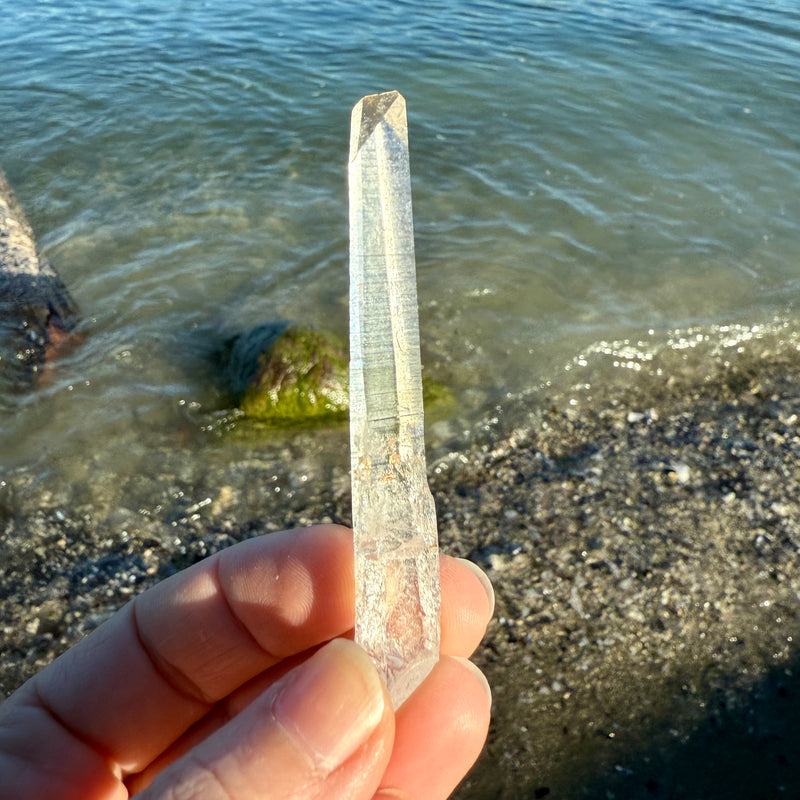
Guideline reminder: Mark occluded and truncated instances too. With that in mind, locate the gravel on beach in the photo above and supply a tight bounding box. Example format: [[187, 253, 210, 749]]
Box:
[[3, 326, 800, 799]]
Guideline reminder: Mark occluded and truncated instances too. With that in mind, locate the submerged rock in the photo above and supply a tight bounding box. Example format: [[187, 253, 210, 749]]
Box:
[[0, 167, 80, 385], [227, 322, 453, 426], [229, 323, 349, 424]]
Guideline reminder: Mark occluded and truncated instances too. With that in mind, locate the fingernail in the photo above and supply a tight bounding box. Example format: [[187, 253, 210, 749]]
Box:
[[457, 558, 496, 617], [272, 639, 386, 772], [455, 657, 493, 706]]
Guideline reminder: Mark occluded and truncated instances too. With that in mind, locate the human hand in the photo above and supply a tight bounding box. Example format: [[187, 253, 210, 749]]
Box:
[[0, 525, 494, 799]]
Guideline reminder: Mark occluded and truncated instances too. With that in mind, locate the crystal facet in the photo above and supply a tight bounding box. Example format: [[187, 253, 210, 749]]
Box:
[[348, 91, 440, 708]]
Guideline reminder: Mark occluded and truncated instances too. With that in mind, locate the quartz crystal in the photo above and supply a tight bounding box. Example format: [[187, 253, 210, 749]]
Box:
[[348, 91, 440, 708]]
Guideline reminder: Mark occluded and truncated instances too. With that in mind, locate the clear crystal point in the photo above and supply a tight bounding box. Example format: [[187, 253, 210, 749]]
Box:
[[348, 91, 440, 708]]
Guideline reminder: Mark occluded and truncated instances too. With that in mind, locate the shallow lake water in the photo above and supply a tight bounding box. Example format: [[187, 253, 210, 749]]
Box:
[[2, 0, 800, 511]]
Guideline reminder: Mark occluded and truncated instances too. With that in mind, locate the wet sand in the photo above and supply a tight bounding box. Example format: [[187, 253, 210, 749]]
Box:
[[3, 328, 800, 798]]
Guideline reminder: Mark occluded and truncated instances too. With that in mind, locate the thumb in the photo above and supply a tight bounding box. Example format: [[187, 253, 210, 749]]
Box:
[[136, 639, 393, 800]]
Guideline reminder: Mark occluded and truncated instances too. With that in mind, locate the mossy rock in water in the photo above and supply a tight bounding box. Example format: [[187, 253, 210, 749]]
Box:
[[231, 323, 349, 424], [228, 321, 453, 426]]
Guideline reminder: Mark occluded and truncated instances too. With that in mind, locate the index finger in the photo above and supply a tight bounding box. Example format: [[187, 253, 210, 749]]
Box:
[[28, 524, 356, 774]]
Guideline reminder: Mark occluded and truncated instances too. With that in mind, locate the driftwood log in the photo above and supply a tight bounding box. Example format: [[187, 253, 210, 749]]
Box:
[[0, 168, 80, 384]]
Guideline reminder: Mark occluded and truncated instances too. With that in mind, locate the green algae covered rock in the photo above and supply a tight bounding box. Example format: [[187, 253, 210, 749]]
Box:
[[229, 323, 349, 424], [227, 321, 453, 427]]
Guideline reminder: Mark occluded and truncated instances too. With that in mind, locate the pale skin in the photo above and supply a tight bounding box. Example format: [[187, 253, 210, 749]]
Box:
[[0, 524, 494, 799]]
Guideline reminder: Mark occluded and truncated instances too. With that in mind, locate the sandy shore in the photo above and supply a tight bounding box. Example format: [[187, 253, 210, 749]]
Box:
[[3, 327, 800, 798]]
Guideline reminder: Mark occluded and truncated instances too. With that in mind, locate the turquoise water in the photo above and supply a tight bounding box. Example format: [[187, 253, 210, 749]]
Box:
[[2, 0, 800, 478]]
